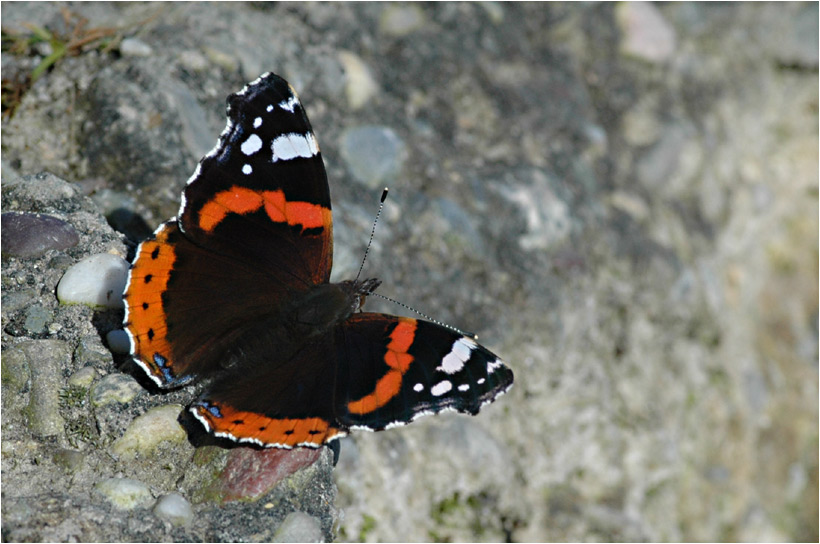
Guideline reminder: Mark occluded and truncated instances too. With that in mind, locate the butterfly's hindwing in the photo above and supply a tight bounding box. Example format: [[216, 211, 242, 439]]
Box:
[[335, 314, 514, 430]]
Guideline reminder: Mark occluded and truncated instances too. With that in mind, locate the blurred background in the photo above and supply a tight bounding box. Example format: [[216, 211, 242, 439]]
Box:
[[2, 2, 817, 542]]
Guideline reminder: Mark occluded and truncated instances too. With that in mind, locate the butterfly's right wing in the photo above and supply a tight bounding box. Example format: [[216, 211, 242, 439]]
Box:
[[333, 313, 514, 431]]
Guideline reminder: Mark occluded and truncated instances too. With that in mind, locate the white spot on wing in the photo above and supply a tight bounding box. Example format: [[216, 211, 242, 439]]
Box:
[[271, 132, 319, 162], [487, 358, 503, 374], [279, 95, 299, 112], [241, 134, 263, 155], [458, 384, 470, 392], [242, 164, 252, 175], [266, 104, 274, 112], [413, 383, 424, 392], [431, 380, 452, 396], [253, 117, 262, 128], [477, 378, 486, 385], [438, 336, 477, 374]]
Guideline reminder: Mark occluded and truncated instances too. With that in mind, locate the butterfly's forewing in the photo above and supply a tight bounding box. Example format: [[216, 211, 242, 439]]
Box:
[[123, 73, 333, 387]]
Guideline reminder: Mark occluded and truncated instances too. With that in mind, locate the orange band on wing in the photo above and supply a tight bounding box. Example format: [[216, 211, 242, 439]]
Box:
[[197, 187, 329, 233], [347, 318, 417, 415], [123, 226, 177, 379], [194, 403, 343, 447]]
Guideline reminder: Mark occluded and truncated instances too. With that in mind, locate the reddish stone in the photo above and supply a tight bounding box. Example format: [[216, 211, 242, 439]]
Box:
[[219, 447, 321, 502]]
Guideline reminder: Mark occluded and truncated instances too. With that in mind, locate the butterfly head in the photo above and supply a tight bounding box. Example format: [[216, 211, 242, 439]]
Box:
[[339, 277, 382, 313]]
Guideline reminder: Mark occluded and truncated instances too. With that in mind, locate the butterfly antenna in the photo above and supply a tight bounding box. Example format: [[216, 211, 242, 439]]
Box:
[[354, 188, 389, 284], [355, 188, 476, 340], [369, 291, 477, 339]]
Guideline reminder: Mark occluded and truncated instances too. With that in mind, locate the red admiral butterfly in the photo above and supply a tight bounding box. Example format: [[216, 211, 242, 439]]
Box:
[[122, 73, 513, 449]]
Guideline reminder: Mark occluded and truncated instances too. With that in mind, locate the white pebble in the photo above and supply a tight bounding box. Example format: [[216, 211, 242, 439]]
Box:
[[95, 477, 152, 510], [57, 254, 129, 308], [338, 51, 379, 111], [154, 493, 194, 527], [273, 511, 324, 543], [120, 38, 153, 57]]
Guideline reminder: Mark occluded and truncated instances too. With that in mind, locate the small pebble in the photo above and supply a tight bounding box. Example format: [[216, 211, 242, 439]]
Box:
[[74, 336, 114, 366], [203, 46, 239, 73], [338, 51, 379, 111], [111, 404, 186, 459], [480, 2, 505, 24], [68, 366, 99, 388], [120, 37, 153, 57], [23, 304, 52, 334], [616, 2, 676, 63], [90, 373, 143, 407], [273, 511, 325, 543], [153, 493, 194, 527], [57, 253, 130, 309], [52, 448, 85, 472], [178, 49, 209, 72], [1, 212, 79, 258], [340, 126, 406, 188], [379, 4, 426, 37], [95, 477, 153, 510], [106, 329, 131, 354]]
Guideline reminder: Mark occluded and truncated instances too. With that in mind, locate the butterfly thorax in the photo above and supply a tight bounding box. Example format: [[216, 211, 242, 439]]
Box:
[[289, 278, 382, 337]]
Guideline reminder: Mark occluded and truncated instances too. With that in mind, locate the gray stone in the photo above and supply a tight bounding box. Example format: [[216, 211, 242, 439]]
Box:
[[111, 404, 186, 459], [1, 288, 39, 315], [67, 366, 99, 388], [74, 336, 113, 367], [52, 448, 86, 473], [90, 373, 143, 406], [23, 304, 52, 334], [0, 172, 79, 210], [339, 126, 406, 188], [105, 329, 131, 354], [19, 339, 71, 438], [1, 344, 30, 391]]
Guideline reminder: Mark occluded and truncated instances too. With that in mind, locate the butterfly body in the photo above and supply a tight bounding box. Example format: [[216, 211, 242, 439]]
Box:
[[122, 73, 513, 449]]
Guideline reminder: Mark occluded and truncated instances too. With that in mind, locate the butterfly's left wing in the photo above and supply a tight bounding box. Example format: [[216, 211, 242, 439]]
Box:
[[124, 73, 333, 388], [189, 313, 513, 448]]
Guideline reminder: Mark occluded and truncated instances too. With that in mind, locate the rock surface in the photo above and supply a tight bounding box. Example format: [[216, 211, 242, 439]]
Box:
[[1, 3, 816, 542]]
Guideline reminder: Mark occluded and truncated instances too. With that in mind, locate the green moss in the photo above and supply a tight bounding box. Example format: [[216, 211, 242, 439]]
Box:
[[358, 513, 377, 542], [58, 385, 88, 409], [430, 491, 502, 540]]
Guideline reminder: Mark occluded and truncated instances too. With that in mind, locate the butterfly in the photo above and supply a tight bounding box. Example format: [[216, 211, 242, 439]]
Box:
[[122, 72, 513, 449]]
